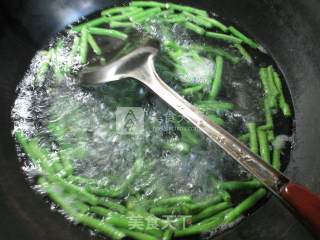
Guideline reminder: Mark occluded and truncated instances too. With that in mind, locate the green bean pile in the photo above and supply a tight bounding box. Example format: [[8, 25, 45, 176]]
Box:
[[13, 1, 293, 240]]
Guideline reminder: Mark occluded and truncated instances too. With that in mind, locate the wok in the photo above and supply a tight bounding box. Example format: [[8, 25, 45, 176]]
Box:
[[0, 0, 320, 239]]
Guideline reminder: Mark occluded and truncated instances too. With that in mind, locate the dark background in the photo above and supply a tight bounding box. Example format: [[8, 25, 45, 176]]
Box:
[[0, 0, 320, 239]]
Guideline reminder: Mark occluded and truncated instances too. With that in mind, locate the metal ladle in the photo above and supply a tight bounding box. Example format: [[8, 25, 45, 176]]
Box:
[[80, 42, 320, 237]]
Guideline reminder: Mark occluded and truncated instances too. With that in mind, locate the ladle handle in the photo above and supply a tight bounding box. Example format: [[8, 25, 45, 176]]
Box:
[[280, 183, 320, 238]]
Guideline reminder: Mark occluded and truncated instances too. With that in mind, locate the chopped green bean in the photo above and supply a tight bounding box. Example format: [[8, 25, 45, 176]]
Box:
[[208, 114, 225, 125], [247, 122, 258, 154], [175, 209, 229, 236], [228, 26, 258, 49], [162, 229, 174, 240], [119, 228, 158, 240], [167, 3, 208, 17], [267, 65, 280, 103], [101, 6, 142, 16], [80, 27, 89, 64], [110, 21, 134, 28], [164, 141, 191, 154], [192, 202, 232, 223], [224, 188, 267, 223], [182, 11, 212, 28], [179, 127, 200, 145], [154, 195, 193, 206], [239, 133, 250, 142], [218, 179, 262, 191], [89, 27, 128, 40], [258, 129, 271, 163], [185, 22, 205, 35], [206, 32, 242, 44], [259, 67, 276, 108], [210, 55, 224, 99], [75, 213, 126, 240], [48, 174, 98, 205], [273, 71, 292, 117], [234, 43, 253, 64], [73, 16, 109, 32], [181, 84, 204, 95], [129, 7, 162, 22], [130, 1, 166, 8], [88, 33, 102, 55], [197, 15, 228, 32], [98, 199, 127, 214]]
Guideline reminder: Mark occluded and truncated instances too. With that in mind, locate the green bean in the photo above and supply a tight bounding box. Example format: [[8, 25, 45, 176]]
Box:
[[247, 122, 258, 154], [67, 175, 97, 186], [162, 229, 174, 240], [149, 205, 190, 216], [234, 43, 252, 64], [224, 188, 267, 223], [228, 26, 258, 49], [167, 3, 208, 17], [87, 158, 144, 198], [179, 127, 200, 145], [101, 6, 142, 16], [119, 228, 158, 240], [197, 15, 228, 32], [208, 114, 225, 125], [98, 199, 128, 214], [130, 1, 166, 8], [238, 133, 250, 142], [217, 180, 262, 191], [257, 129, 271, 163], [155, 195, 193, 206], [184, 22, 205, 35], [210, 55, 224, 99], [88, 33, 102, 55], [205, 32, 242, 44], [36, 51, 52, 81], [192, 44, 240, 64], [47, 174, 98, 205], [273, 71, 292, 117], [129, 7, 162, 23], [80, 27, 89, 64], [272, 143, 281, 171], [57, 150, 73, 176], [175, 209, 228, 236], [197, 100, 234, 111], [259, 67, 276, 108], [192, 202, 232, 223], [75, 213, 125, 240], [164, 141, 190, 154], [38, 178, 78, 215], [166, 14, 186, 23], [267, 130, 275, 142], [89, 27, 128, 40], [263, 99, 274, 129], [181, 84, 204, 95], [15, 132, 55, 174], [267, 65, 280, 102], [110, 21, 134, 28], [73, 16, 109, 32], [185, 194, 224, 212], [182, 11, 212, 28]]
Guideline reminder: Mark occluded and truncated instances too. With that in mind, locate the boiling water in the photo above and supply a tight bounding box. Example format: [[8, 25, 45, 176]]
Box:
[[13, 20, 267, 202]]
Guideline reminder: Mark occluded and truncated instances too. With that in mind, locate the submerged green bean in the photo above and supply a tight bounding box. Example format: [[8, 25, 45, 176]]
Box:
[[76, 213, 126, 240], [185, 22, 205, 35], [224, 188, 267, 223], [87, 33, 102, 55], [205, 32, 242, 44], [89, 27, 128, 40], [247, 122, 258, 154], [209, 55, 224, 99], [234, 43, 253, 64], [258, 129, 271, 163], [228, 26, 258, 49], [181, 84, 204, 95], [80, 27, 89, 64], [167, 3, 208, 17], [218, 180, 262, 191], [130, 1, 166, 8], [273, 71, 292, 117], [192, 202, 232, 223]]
